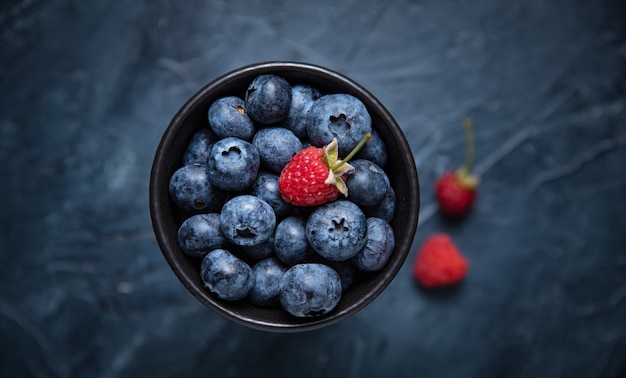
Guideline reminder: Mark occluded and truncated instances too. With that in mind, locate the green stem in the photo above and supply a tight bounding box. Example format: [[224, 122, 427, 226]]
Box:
[[460, 117, 474, 175], [331, 132, 371, 171]]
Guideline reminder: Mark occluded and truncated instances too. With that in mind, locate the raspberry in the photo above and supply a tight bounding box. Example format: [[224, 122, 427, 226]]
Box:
[[278, 134, 371, 207], [278, 146, 341, 206], [435, 172, 477, 217], [412, 233, 469, 288], [435, 117, 479, 217]]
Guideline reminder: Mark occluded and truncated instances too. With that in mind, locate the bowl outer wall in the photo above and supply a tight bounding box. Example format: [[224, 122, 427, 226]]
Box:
[[149, 61, 420, 332]]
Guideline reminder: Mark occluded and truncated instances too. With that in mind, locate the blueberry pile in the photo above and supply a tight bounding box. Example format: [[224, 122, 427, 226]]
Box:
[[169, 74, 397, 318]]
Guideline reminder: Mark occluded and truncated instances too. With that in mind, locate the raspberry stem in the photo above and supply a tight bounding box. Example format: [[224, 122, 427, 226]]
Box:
[[459, 117, 474, 176], [331, 132, 371, 171]]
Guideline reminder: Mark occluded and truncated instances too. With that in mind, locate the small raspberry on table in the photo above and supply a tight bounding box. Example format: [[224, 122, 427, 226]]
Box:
[[412, 233, 469, 288]]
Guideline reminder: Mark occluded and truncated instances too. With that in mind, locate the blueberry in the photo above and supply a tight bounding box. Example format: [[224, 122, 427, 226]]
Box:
[[355, 128, 388, 168], [274, 216, 312, 265], [250, 257, 288, 307], [306, 200, 368, 261], [208, 137, 260, 191], [283, 84, 321, 139], [236, 236, 275, 261], [306, 93, 372, 156], [252, 127, 302, 173], [220, 195, 276, 247], [362, 186, 396, 223], [351, 218, 395, 272], [169, 164, 225, 214], [279, 263, 342, 317], [177, 213, 227, 257], [183, 128, 218, 165], [345, 159, 391, 207], [250, 171, 293, 218], [208, 96, 256, 141], [200, 249, 253, 301], [324, 260, 356, 292], [245, 74, 292, 124]]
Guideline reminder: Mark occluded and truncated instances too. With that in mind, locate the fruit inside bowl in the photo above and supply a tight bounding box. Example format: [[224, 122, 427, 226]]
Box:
[[150, 61, 419, 332]]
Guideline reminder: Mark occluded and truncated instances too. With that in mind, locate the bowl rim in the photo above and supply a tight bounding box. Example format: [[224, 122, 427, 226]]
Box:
[[150, 61, 420, 332]]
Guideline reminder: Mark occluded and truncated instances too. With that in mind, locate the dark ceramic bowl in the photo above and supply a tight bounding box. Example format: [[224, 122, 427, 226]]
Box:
[[150, 61, 419, 332]]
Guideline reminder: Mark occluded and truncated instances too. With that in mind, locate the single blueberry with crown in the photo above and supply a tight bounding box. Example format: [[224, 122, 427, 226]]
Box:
[[220, 195, 276, 247], [305, 200, 368, 261], [207, 137, 260, 191], [306, 93, 372, 156]]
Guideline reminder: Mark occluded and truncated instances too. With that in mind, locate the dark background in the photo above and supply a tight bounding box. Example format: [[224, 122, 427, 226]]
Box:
[[2, 0, 625, 377]]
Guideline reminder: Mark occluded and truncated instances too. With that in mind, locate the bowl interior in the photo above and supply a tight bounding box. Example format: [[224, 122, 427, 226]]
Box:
[[150, 62, 420, 332]]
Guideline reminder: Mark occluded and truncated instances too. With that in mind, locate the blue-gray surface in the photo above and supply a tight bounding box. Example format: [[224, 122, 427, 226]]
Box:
[[1, 0, 625, 377]]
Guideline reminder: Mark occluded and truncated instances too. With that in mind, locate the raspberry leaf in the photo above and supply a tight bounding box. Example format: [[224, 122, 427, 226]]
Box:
[[323, 138, 340, 167], [323, 138, 354, 196], [326, 133, 372, 197], [324, 160, 354, 196]]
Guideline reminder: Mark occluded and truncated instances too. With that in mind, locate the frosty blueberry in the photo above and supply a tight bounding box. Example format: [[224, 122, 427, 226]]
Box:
[[283, 84, 321, 139], [305, 200, 368, 261], [252, 126, 302, 173], [220, 195, 276, 247], [279, 263, 342, 317], [306, 258, 356, 293], [274, 216, 312, 265], [236, 237, 275, 261], [183, 128, 218, 165], [330, 260, 356, 292], [250, 171, 293, 218], [200, 249, 253, 301], [245, 74, 292, 124], [207, 137, 260, 191], [351, 217, 395, 272], [250, 257, 288, 307], [355, 128, 388, 168], [177, 213, 226, 257], [169, 163, 225, 214], [362, 186, 396, 223], [208, 96, 256, 141], [306, 93, 372, 156], [345, 159, 391, 207]]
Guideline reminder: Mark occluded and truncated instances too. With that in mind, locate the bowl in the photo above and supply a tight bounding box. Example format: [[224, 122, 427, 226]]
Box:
[[149, 61, 420, 332]]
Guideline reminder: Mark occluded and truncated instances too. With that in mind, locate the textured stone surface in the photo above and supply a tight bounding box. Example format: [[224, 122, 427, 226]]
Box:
[[1, 0, 625, 377]]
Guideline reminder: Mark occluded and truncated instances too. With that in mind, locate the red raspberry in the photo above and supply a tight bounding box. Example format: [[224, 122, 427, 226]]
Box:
[[435, 117, 479, 218], [278, 146, 341, 206], [435, 171, 477, 217], [278, 134, 371, 207], [412, 233, 469, 288]]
